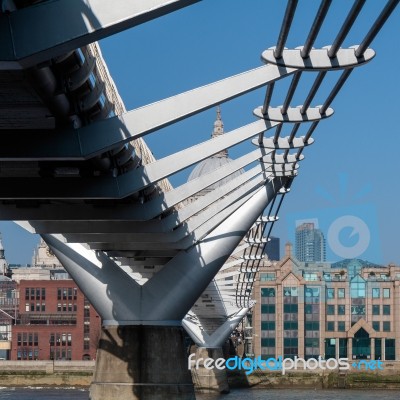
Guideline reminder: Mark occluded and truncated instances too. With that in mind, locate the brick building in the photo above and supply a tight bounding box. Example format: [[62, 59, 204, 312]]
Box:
[[11, 280, 100, 361]]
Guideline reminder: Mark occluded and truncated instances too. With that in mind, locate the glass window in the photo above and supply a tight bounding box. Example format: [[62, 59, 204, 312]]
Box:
[[260, 273, 276, 282], [261, 288, 276, 297], [327, 305, 335, 315], [385, 339, 395, 360], [338, 321, 345, 332], [261, 321, 275, 330], [305, 287, 320, 298], [372, 288, 380, 298], [283, 287, 298, 297], [338, 288, 345, 298], [372, 321, 380, 331], [326, 321, 335, 331], [383, 321, 391, 332], [305, 321, 319, 331], [383, 305, 391, 315], [25, 288, 29, 300], [383, 288, 390, 298], [372, 305, 380, 315], [57, 288, 62, 300], [41, 288, 46, 300], [261, 304, 275, 314], [338, 305, 346, 315], [303, 272, 318, 281], [326, 288, 335, 299], [283, 304, 298, 313], [350, 275, 366, 298]]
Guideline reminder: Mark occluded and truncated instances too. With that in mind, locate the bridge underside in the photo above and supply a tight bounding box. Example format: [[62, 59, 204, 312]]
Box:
[[0, 0, 398, 399]]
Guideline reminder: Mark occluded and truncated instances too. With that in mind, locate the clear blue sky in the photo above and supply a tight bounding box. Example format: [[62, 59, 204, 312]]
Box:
[[2, 0, 399, 265]]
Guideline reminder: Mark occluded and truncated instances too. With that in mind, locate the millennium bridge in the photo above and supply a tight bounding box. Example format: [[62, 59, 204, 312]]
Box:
[[0, 0, 398, 399]]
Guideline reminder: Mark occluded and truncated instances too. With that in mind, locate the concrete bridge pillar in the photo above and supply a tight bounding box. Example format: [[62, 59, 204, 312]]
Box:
[[189, 347, 229, 394], [90, 325, 194, 400]]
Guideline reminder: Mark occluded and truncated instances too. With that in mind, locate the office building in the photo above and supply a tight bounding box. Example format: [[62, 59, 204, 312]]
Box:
[[295, 222, 326, 262], [253, 243, 400, 361]]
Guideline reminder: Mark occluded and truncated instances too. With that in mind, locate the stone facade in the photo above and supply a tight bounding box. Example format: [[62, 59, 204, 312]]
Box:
[[253, 243, 400, 361]]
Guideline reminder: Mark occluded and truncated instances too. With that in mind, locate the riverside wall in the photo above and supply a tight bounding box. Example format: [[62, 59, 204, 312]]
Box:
[[0, 360, 95, 387], [0, 360, 400, 389]]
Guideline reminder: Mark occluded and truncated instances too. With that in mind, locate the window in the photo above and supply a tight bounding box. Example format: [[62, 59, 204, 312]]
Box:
[[261, 288, 276, 297], [261, 321, 275, 330], [383, 305, 391, 315], [284, 321, 298, 330], [338, 288, 345, 298], [57, 288, 62, 300], [326, 288, 335, 299], [57, 303, 62, 312], [372, 288, 380, 298], [283, 287, 298, 297], [350, 275, 366, 298], [383, 288, 390, 298], [261, 304, 275, 314], [260, 273, 276, 282], [372, 305, 380, 315], [326, 321, 335, 331], [68, 288, 73, 300], [305, 321, 319, 331], [338, 321, 345, 332], [303, 272, 318, 281], [41, 288, 46, 300], [385, 339, 395, 360], [338, 305, 346, 315], [25, 288, 29, 301], [327, 305, 335, 315], [283, 304, 298, 313], [326, 288, 334, 299], [383, 321, 391, 332], [372, 321, 380, 331]]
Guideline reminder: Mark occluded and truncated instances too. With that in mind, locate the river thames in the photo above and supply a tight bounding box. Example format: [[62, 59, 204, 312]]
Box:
[[0, 388, 399, 399]]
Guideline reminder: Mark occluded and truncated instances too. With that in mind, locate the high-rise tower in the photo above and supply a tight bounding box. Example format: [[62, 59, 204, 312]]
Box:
[[295, 222, 326, 262]]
